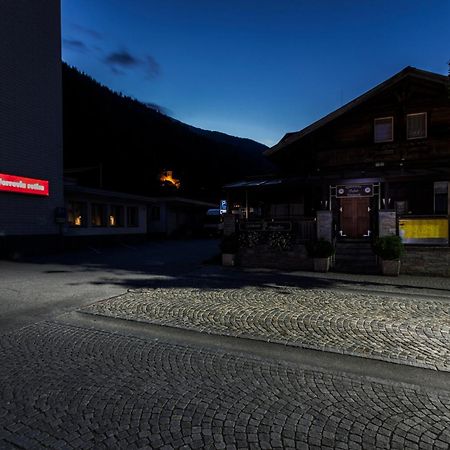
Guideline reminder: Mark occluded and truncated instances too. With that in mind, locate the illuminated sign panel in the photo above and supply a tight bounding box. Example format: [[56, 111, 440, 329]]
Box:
[[0, 173, 49, 196], [336, 184, 373, 198], [399, 218, 448, 244]]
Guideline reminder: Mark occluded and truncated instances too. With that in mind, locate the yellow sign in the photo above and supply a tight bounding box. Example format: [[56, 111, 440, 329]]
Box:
[[399, 218, 448, 240]]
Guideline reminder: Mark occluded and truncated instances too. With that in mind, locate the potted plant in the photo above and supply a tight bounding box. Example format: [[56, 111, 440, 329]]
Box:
[[306, 239, 335, 272], [220, 233, 239, 266], [373, 235, 405, 276]]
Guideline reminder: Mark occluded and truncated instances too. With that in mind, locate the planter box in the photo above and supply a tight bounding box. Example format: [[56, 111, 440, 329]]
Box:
[[381, 259, 401, 276], [222, 253, 235, 266], [313, 257, 330, 272]]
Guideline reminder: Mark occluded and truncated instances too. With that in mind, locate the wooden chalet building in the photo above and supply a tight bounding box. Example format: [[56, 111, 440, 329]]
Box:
[[224, 66, 450, 274]]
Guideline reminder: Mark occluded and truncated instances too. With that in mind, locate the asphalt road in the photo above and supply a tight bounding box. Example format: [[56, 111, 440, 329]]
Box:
[[0, 239, 219, 332]]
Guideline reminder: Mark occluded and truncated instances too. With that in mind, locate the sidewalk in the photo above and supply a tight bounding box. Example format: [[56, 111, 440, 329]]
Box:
[[81, 267, 450, 372]]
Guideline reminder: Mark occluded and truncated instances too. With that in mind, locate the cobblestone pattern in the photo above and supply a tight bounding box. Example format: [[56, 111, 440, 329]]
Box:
[[1, 322, 450, 449], [83, 285, 450, 371]]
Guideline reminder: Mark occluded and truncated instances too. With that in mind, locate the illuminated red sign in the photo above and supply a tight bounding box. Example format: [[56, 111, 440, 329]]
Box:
[[0, 173, 49, 196]]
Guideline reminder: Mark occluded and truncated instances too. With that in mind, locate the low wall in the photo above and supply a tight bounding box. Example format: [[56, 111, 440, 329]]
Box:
[[238, 244, 313, 271], [239, 242, 450, 277], [401, 246, 450, 277]]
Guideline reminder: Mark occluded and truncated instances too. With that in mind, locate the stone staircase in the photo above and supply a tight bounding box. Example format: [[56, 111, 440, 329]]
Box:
[[333, 239, 379, 274]]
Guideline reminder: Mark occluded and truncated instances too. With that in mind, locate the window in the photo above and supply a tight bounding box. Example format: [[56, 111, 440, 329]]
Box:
[[127, 206, 139, 227], [150, 206, 160, 221], [91, 203, 107, 227], [374, 117, 393, 143], [67, 201, 86, 227], [434, 182, 448, 215], [407, 112, 427, 139], [109, 205, 124, 227]]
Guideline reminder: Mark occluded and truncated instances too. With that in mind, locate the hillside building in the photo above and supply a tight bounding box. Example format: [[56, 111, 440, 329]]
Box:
[[225, 67, 450, 275]]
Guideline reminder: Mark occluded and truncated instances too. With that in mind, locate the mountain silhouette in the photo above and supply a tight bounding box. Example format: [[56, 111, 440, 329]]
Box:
[[62, 63, 273, 200]]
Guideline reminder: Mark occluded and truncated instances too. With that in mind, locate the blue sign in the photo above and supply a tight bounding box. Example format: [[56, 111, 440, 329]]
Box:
[[220, 200, 227, 213]]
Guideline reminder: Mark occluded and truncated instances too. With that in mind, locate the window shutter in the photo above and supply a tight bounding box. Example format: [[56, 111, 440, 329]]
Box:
[[374, 117, 393, 142], [407, 113, 426, 139]]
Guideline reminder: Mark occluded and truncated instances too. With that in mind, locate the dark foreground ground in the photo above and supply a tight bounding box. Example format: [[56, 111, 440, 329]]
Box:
[[1, 239, 450, 449]]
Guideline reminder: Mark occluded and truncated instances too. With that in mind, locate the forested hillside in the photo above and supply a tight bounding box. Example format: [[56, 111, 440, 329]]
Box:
[[63, 64, 273, 200]]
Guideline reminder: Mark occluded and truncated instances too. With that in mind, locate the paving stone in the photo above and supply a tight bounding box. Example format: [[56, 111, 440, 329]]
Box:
[[82, 284, 450, 371], [1, 322, 450, 448]]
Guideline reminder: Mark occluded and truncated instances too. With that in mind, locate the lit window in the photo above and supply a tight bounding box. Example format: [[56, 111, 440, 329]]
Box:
[[127, 206, 139, 227], [407, 112, 427, 139], [109, 205, 124, 227], [91, 203, 107, 227], [374, 117, 393, 143], [67, 201, 86, 227]]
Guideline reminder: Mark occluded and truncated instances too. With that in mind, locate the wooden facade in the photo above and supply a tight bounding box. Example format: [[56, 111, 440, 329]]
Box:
[[227, 67, 450, 244]]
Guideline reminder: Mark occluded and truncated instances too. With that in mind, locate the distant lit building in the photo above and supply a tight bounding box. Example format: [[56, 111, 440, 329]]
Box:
[[64, 183, 215, 240]]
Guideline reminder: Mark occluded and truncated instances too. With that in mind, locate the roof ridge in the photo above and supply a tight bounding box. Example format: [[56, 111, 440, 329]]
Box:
[[266, 66, 447, 157]]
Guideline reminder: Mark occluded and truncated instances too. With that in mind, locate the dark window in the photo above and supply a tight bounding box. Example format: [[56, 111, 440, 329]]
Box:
[[109, 205, 124, 227], [407, 113, 427, 139], [434, 182, 448, 215], [91, 203, 107, 227], [127, 206, 139, 227], [150, 206, 160, 221], [67, 201, 86, 227], [374, 117, 393, 143]]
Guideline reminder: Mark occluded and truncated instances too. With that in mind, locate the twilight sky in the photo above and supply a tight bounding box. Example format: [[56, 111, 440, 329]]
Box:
[[61, 0, 450, 146]]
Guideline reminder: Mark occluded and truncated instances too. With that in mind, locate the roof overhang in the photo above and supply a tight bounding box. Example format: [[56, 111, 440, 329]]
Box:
[[266, 66, 448, 158]]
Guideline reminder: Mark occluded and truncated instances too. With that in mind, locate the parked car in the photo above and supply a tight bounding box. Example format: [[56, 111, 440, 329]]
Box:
[[203, 208, 224, 236]]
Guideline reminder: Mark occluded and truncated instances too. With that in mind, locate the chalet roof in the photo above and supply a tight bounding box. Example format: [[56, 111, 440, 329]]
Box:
[[266, 66, 448, 157]]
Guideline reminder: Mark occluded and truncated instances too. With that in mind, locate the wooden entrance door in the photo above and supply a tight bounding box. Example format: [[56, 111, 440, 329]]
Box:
[[340, 198, 370, 238]]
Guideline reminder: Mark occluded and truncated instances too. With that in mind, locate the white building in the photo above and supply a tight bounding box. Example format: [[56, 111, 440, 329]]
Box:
[[0, 0, 64, 254]]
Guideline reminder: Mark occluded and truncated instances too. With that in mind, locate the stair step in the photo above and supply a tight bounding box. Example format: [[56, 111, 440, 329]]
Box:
[[333, 241, 378, 273]]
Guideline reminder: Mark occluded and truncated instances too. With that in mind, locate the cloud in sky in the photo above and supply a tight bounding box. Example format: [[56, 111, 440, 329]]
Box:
[[104, 49, 160, 78], [71, 23, 103, 40], [105, 50, 140, 67], [144, 102, 171, 116], [63, 38, 89, 52]]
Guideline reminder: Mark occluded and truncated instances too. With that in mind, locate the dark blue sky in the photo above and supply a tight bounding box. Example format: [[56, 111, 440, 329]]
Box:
[[62, 0, 450, 146]]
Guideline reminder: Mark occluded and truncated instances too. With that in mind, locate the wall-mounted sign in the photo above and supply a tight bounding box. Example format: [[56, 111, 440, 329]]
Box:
[[265, 221, 292, 231], [239, 221, 264, 231], [220, 200, 227, 214], [239, 220, 292, 232], [336, 184, 373, 198], [399, 218, 448, 245], [0, 173, 49, 196]]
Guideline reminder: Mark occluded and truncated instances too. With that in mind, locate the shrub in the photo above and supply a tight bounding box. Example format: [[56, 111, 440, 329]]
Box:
[[219, 233, 239, 253], [373, 235, 404, 260], [306, 239, 335, 258], [267, 231, 295, 251], [239, 231, 262, 248]]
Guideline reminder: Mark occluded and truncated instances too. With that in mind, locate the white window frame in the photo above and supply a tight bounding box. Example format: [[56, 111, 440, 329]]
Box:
[[374, 116, 394, 143], [406, 112, 427, 140]]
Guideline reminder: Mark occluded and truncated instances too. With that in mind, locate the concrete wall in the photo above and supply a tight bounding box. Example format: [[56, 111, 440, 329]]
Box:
[[239, 244, 313, 271], [0, 0, 63, 237], [401, 246, 450, 277]]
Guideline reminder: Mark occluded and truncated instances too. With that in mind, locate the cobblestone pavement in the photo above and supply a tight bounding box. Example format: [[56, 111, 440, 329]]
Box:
[[83, 284, 450, 371], [1, 321, 450, 449]]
